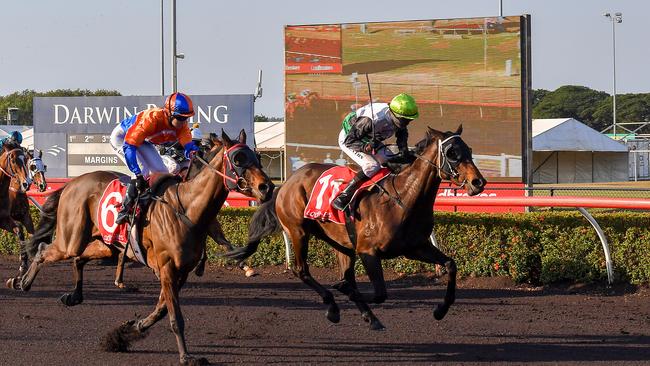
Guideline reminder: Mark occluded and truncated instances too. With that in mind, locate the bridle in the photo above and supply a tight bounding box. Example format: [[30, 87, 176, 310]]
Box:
[[0, 148, 31, 188], [193, 143, 260, 193], [413, 135, 467, 187]]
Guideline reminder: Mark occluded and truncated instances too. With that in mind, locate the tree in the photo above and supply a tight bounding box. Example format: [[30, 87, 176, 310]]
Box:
[[0, 89, 121, 125], [531, 89, 550, 109], [254, 114, 283, 122], [532, 85, 609, 129], [593, 93, 650, 134]]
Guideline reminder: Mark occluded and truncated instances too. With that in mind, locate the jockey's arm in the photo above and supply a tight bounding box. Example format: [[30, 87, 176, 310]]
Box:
[[395, 127, 409, 154], [343, 116, 374, 151]]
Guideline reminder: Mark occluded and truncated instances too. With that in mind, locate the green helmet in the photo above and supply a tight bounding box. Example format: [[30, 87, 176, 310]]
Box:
[[389, 93, 419, 120]]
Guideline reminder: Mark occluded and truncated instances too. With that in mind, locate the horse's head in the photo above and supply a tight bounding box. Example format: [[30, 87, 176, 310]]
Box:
[[27, 149, 48, 192], [417, 125, 486, 196], [221, 129, 274, 202], [1, 142, 31, 193]]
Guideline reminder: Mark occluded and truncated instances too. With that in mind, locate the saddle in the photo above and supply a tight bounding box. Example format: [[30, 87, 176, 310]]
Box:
[[304, 166, 390, 225]]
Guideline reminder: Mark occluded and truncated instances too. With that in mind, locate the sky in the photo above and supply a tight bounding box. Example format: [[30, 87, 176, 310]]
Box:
[[2, 0, 649, 118]]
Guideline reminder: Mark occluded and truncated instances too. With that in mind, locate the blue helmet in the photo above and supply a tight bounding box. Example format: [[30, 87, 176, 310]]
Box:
[[9, 131, 23, 144], [164, 92, 195, 118]]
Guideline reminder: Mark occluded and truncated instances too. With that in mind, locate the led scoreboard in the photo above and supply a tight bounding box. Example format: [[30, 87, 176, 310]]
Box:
[[66, 133, 129, 177]]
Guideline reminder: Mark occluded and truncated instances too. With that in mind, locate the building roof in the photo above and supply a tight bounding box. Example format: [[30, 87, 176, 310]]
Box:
[[532, 118, 627, 152], [254, 121, 284, 150]]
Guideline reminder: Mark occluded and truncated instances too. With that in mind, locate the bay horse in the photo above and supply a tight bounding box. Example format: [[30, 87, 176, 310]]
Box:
[[0, 142, 32, 270], [16, 130, 272, 365], [113, 133, 255, 289], [4, 148, 48, 287], [226, 126, 486, 330]]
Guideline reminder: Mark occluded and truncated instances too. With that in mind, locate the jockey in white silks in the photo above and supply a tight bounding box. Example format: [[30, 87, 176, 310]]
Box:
[[332, 93, 419, 211]]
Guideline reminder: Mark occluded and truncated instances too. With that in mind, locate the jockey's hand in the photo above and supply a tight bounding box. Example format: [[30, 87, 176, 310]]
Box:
[[134, 174, 148, 193], [184, 142, 199, 159], [362, 139, 382, 154]]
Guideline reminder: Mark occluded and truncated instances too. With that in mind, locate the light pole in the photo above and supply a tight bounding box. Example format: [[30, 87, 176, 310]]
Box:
[[603, 12, 622, 137]]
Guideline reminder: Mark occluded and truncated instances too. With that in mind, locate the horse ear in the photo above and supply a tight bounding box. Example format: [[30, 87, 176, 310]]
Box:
[[221, 129, 234, 147], [37, 149, 43, 158], [238, 129, 247, 144], [455, 124, 463, 135]]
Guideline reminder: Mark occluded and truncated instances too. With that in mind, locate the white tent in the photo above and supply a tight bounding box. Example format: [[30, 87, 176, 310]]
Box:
[[254, 121, 285, 181], [533, 118, 628, 183]]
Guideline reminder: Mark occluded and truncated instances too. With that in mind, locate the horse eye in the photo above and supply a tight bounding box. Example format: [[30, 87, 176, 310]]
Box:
[[29, 164, 37, 172], [446, 148, 458, 160]]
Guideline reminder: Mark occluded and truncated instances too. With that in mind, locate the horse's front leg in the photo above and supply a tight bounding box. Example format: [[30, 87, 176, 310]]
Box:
[[333, 251, 385, 330], [404, 240, 456, 320]]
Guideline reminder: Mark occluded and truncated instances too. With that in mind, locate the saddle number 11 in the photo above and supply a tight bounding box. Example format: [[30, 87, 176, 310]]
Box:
[[315, 174, 342, 210]]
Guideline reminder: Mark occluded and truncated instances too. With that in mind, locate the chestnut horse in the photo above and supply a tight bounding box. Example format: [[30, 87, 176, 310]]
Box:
[[16, 130, 273, 365], [5, 148, 48, 286], [227, 126, 485, 330]]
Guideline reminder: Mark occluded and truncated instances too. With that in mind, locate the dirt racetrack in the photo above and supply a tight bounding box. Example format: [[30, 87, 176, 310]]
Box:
[[1, 256, 649, 365]]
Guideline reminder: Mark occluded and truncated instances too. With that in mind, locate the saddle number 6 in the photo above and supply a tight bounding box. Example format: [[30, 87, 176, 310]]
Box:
[[315, 174, 342, 210], [100, 192, 123, 232]]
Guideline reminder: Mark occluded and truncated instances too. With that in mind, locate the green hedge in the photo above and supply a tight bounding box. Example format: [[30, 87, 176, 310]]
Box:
[[3, 207, 649, 285]]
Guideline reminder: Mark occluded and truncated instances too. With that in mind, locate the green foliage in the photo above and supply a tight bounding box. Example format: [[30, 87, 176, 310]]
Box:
[[533, 85, 609, 126], [0, 89, 121, 125], [254, 114, 283, 122], [3, 207, 649, 285]]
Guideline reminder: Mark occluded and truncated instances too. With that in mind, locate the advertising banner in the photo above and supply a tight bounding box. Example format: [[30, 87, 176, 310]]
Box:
[[33, 95, 254, 177]]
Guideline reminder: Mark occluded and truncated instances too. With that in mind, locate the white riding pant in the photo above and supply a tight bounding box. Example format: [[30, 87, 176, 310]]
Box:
[[110, 125, 168, 178], [338, 129, 390, 177]]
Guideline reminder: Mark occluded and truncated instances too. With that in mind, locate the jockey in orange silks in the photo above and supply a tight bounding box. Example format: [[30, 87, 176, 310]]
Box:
[[110, 92, 199, 224]]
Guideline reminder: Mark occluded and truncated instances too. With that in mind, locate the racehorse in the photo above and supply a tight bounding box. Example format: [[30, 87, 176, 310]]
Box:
[[226, 126, 486, 330], [4, 148, 48, 287], [0, 142, 32, 271], [112, 133, 255, 289], [15, 130, 273, 365]]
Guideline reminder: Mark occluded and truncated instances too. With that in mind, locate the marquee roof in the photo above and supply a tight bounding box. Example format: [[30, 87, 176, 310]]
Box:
[[532, 118, 627, 152]]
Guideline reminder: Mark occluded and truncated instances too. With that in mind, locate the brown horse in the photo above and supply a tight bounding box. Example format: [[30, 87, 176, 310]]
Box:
[[4, 148, 48, 286], [0, 142, 32, 269], [227, 126, 485, 330], [16, 130, 273, 365], [113, 134, 255, 289]]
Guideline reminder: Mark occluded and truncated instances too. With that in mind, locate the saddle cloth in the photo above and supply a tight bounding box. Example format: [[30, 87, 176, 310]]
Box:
[[97, 178, 147, 265], [304, 166, 390, 224]]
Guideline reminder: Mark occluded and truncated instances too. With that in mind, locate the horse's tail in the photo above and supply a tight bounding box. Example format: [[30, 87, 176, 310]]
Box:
[[224, 189, 280, 262], [24, 188, 63, 259]]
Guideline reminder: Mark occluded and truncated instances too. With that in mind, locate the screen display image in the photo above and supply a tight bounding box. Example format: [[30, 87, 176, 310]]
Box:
[[285, 17, 526, 180]]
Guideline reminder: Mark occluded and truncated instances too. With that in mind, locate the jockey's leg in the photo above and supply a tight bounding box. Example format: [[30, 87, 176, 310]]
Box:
[[331, 169, 369, 211], [115, 179, 138, 225]]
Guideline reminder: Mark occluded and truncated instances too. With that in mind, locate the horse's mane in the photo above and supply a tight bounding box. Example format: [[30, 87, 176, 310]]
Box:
[[414, 128, 438, 155]]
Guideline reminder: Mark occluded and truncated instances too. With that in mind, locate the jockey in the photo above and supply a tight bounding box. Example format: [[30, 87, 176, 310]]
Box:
[[331, 93, 418, 211], [110, 92, 199, 224], [0, 131, 23, 149]]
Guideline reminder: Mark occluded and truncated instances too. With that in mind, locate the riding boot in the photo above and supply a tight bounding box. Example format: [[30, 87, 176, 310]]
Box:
[[332, 170, 369, 211], [115, 180, 138, 225]]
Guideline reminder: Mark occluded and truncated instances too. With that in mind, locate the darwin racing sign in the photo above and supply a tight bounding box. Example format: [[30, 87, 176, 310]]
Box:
[[33, 95, 254, 178]]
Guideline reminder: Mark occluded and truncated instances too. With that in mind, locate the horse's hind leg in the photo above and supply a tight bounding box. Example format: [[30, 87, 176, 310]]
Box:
[[405, 240, 457, 321], [288, 227, 340, 324], [333, 252, 385, 330], [61, 240, 113, 306]]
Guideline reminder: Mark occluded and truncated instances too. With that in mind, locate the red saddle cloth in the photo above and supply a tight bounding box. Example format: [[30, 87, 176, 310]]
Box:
[[97, 179, 130, 245], [304, 166, 390, 224]]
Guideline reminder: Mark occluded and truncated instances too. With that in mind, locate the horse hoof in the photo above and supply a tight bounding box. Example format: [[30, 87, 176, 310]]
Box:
[[326, 307, 340, 323], [60, 293, 82, 306], [433, 305, 448, 320], [6, 277, 21, 290], [369, 320, 386, 331], [194, 266, 205, 277], [117, 284, 139, 293], [244, 267, 256, 277]]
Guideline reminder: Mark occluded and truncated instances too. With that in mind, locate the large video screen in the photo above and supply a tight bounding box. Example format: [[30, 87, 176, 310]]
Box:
[[285, 17, 527, 180]]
